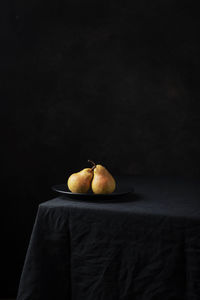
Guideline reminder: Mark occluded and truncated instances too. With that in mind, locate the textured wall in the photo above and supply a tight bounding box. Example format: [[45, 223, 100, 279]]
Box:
[[1, 0, 200, 296]]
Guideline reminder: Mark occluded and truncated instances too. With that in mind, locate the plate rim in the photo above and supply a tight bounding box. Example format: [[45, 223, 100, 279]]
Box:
[[51, 184, 134, 197]]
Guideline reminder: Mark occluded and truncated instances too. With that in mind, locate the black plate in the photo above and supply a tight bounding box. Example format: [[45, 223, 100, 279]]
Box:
[[52, 184, 133, 200]]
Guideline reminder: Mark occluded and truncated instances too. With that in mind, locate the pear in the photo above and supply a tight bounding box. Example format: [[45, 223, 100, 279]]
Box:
[[89, 161, 116, 194], [67, 168, 93, 193]]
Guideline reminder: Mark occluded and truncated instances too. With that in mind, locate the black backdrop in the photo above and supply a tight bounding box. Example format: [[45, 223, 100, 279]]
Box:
[[1, 0, 200, 297]]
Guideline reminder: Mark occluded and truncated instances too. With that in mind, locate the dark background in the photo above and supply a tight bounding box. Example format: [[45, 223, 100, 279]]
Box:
[[1, 0, 200, 297]]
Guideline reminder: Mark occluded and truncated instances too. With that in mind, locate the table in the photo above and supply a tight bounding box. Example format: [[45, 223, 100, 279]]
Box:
[[17, 176, 200, 300]]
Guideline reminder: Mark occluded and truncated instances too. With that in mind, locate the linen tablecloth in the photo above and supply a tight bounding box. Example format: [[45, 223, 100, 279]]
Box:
[[17, 176, 200, 300]]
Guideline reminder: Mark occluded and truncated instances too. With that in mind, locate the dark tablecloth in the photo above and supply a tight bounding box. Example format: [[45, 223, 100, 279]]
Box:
[[17, 176, 200, 300]]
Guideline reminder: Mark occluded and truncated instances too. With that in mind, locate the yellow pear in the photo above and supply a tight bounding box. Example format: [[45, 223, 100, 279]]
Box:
[[67, 168, 93, 193], [90, 162, 116, 194]]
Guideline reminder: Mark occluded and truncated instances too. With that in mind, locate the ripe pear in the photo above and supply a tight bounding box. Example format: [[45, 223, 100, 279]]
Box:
[[90, 162, 116, 194], [67, 168, 93, 193]]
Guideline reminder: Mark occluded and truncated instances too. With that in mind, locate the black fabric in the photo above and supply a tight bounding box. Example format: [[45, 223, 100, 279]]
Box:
[[17, 176, 200, 300]]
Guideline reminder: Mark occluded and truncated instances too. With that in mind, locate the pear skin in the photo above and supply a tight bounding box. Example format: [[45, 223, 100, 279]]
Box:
[[67, 168, 93, 193], [91, 164, 116, 194]]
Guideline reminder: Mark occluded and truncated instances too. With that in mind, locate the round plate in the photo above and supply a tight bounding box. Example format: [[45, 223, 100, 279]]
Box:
[[52, 184, 133, 200]]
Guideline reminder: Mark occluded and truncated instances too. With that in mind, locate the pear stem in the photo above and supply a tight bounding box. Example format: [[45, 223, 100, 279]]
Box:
[[88, 160, 96, 170]]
